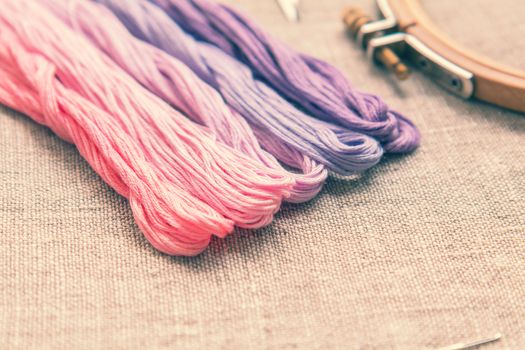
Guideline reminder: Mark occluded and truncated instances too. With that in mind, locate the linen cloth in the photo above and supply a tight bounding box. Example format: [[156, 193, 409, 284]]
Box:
[[0, 0, 523, 349]]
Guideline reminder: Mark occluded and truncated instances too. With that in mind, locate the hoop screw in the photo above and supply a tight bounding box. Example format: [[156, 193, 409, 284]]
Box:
[[342, 6, 410, 80]]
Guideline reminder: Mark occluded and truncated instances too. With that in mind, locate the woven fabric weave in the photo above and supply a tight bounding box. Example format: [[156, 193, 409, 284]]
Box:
[[0, 0, 524, 349]]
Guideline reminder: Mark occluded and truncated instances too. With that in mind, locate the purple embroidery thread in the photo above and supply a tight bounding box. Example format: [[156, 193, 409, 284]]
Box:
[[95, 0, 385, 176], [150, 0, 421, 153]]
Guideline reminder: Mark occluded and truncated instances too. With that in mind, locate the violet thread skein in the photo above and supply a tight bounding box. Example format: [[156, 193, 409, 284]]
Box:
[[39, 0, 328, 203], [95, 0, 385, 176], [152, 0, 421, 153], [0, 0, 297, 255]]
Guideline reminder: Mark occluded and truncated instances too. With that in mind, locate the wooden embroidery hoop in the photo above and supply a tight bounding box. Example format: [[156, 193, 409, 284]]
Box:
[[343, 0, 525, 113]]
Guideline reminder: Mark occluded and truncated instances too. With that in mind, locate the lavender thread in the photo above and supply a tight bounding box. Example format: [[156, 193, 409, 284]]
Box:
[[151, 0, 421, 153]]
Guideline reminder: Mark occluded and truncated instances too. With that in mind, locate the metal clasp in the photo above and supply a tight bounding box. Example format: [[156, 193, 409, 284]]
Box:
[[343, 0, 474, 99]]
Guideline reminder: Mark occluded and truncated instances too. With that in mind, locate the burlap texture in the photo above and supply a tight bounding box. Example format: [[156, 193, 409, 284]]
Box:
[[0, 0, 523, 349]]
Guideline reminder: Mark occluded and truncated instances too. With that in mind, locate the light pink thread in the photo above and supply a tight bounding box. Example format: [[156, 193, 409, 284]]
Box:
[[0, 0, 296, 255], [39, 0, 327, 203]]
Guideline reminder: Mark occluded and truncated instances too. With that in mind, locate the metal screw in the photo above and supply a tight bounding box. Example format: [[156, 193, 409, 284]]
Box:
[[342, 6, 410, 80]]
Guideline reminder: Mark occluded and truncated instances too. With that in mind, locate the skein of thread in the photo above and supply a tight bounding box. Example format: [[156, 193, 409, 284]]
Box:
[[152, 0, 421, 153], [0, 1, 296, 252], [0, 28, 233, 256], [39, 0, 328, 203], [92, 0, 385, 176]]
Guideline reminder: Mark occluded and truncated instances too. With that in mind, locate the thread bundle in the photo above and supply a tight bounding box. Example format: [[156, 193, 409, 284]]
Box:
[[69, 0, 385, 177], [0, 0, 420, 256], [0, 0, 295, 255], [40, 0, 328, 203], [152, 0, 421, 152]]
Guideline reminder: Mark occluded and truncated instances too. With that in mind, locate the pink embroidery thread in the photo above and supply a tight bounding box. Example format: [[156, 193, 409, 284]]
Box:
[[0, 0, 295, 256]]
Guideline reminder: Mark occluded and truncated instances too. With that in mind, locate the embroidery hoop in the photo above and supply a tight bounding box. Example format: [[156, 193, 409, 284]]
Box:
[[344, 0, 525, 113]]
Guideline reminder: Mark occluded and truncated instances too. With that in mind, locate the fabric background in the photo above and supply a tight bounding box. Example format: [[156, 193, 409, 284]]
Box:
[[0, 0, 523, 349]]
